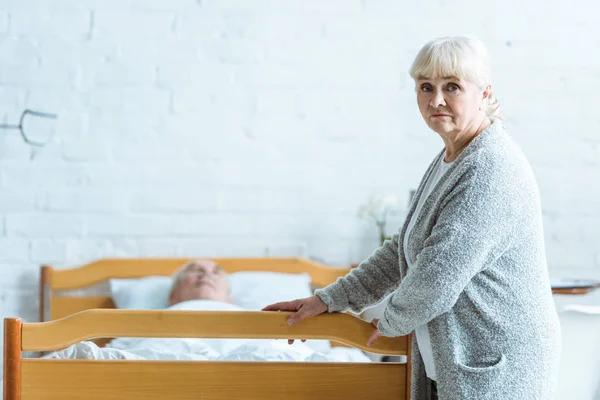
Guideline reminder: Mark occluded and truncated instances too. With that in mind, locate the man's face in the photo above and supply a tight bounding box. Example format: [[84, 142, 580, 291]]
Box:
[[169, 260, 230, 306]]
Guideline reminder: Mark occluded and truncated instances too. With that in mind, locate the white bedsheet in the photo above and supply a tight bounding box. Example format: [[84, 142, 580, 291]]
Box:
[[43, 337, 371, 363], [42, 300, 371, 363]]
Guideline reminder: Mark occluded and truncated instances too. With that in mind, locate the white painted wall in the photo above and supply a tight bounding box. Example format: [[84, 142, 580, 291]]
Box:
[[0, 0, 598, 370]]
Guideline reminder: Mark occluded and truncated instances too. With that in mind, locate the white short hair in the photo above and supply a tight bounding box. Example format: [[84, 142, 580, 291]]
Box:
[[169, 261, 194, 295], [169, 260, 229, 296], [409, 36, 503, 122]]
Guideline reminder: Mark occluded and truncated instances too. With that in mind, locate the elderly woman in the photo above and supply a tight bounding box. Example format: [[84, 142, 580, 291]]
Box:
[[263, 36, 561, 400]]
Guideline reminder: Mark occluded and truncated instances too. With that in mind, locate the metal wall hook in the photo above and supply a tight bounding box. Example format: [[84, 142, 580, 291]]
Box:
[[0, 109, 58, 148]]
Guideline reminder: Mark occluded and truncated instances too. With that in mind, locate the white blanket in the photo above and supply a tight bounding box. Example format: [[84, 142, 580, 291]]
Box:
[[43, 300, 371, 363]]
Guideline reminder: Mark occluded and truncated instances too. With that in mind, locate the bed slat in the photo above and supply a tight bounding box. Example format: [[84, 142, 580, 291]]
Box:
[[51, 296, 115, 320], [21, 359, 406, 400], [50, 257, 350, 290], [23, 310, 408, 356]]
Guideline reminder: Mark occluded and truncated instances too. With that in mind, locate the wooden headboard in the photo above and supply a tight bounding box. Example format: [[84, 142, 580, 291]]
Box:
[[40, 257, 351, 323]]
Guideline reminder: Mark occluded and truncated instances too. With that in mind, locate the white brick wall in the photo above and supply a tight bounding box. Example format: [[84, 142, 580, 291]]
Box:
[[0, 0, 599, 361]]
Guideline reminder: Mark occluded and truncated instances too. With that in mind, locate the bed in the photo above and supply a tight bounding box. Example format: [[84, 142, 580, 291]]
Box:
[[3, 257, 412, 399]]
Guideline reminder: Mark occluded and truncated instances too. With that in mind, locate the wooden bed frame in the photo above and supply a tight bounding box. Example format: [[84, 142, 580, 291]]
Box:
[[4, 257, 412, 400]]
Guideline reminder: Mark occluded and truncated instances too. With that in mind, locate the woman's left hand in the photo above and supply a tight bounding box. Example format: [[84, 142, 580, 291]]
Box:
[[367, 318, 383, 346]]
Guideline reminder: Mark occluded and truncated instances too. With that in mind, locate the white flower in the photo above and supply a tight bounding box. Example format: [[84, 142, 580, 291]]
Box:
[[357, 193, 401, 224]]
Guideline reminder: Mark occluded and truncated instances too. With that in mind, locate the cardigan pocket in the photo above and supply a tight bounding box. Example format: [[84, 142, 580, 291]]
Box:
[[456, 353, 506, 374], [454, 354, 507, 399]]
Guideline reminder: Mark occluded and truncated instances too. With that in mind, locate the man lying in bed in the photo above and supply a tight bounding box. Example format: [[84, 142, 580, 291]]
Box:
[[168, 259, 231, 306], [43, 259, 371, 363]]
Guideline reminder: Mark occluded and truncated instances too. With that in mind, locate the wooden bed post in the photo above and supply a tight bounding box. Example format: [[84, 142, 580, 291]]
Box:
[[405, 332, 413, 400], [3, 318, 22, 400], [39, 265, 52, 323]]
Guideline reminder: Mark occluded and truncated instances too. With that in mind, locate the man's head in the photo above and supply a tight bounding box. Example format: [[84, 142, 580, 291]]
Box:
[[168, 259, 231, 306]]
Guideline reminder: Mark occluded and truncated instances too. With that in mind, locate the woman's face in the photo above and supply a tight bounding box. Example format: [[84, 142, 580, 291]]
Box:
[[416, 76, 489, 138]]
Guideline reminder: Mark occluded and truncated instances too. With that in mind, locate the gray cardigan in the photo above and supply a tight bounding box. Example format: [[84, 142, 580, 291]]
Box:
[[315, 121, 561, 400]]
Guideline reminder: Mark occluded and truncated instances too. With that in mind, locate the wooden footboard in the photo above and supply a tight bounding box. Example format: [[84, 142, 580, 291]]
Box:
[[20, 360, 407, 400], [4, 310, 412, 400]]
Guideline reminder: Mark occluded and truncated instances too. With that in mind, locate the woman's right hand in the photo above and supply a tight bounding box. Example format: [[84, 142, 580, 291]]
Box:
[[262, 295, 328, 344]]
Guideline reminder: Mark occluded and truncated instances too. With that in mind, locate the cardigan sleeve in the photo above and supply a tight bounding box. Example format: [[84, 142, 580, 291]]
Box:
[[314, 234, 401, 314], [377, 166, 519, 337]]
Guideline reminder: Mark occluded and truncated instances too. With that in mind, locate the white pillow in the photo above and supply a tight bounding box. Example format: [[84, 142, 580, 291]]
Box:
[[108, 271, 331, 353], [110, 276, 172, 310], [228, 271, 313, 311], [110, 272, 314, 311], [227, 272, 331, 354]]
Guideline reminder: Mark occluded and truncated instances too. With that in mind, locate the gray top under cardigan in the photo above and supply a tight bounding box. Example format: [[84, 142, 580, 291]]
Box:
[[315, 121, 561, 400]]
